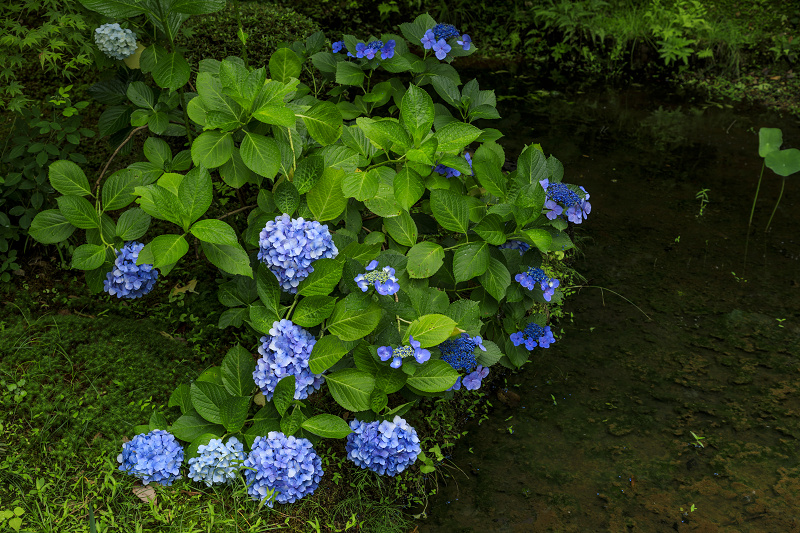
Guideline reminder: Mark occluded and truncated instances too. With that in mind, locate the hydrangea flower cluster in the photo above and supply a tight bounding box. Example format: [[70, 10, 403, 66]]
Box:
[[345, 416, 421, 476], [243, 433, 323, 505], [253, 320, 324, 401], [187, 437, 246, 487], [439, 333, 486, 372], [378, 336, 430, 369], [257, 214, 338, 293], [421, 24, 471, 60], [348, 39, 395, 60], [103, 241, 159, 299], [499, 240, 531, 255], [539, 179, 592, 224], [433, 153, 472, 178], [515, 267, 560, 302], [117, 429, 183, 486], [462, 365, 489, 390], [510, 323, 556, 351], [332, 40, 344, 53], [94, 23, 138, 60], [355, 260, 400, 295]]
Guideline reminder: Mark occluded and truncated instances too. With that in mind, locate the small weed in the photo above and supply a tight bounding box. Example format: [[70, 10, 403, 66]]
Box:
[[690, 431, 706, 448], [695, 188, 710, 216]]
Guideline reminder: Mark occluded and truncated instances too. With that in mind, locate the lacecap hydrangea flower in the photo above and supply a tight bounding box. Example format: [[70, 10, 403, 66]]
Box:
[[332, 40, 344, 53], [499, 240, 531, 255], [378, 336, 430, 369], [462, 365, 489, 390], [515, 267, 560, 302], [355, 260, 400, 295], [257, 214, 338, 293], [346, 416, 421, 476], [94, 23, 138, 60], [117, 429, 183, 486], [421, 24, 471, 60], [539, 178, 591, 224], [243, 432, 324, 505], [103, 241, 159, 299], [187, 437, 246, 487], [353, 39, 395, 60], [510, 323, 556, 351], [433, 152, 472, 178], [439, 333, 486, 372], [254, 320, 324, 401]]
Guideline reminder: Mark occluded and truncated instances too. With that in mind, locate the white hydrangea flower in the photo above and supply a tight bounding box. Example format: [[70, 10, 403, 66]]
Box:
[[95, 23, 138, 60]]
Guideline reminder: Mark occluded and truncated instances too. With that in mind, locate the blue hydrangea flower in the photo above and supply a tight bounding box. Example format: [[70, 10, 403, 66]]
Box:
[[539, 178, 591, 224], [432, 23, 461, 41], [355, 39, 393, 60], [345, 416, 421, 476], [243, 432, 324, 505], [103, 241, 159, 299], [462, 365, 489, 390], [187, 437, 245, 487], [253, 320, 324, 401], [378, 336, 430, 369], [421, 30, 437, 50], [515, 267, 560, 302], [447, 376, 462, 391], [433, 152, 473, 178], [257, 214, 338, 293], [499, 240, 531, 255], [355, 260, 400, 295], [95, 23, 138, 60], [381, 39, 396, 59], [332, 41, 344, 53], [438, 333, 484, 372], [117, 429, 183, 486], [457, 34, 472, 51], [432, 39, 451, 60], [510, 323, 556, 351]]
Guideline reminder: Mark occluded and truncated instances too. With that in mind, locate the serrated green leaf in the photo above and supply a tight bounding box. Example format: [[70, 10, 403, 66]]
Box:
[[29, 209, 75, 244], [191, 131, 233, 169], [327, 292, 382, 341], [190, 381, 230, 424], [72, 244, 106, 270], [325, 369, 375, 411], [273, 375, 296, 415], [453, 241, 489, 283], [191, 219, 239, 246], [301, 414, 353, 438], [292, 296, 335, 327], [383, 210, 417, 247], [169, 412, 224, 442], [406, 242, 444, 278], [403, 314, 457, 348], [309, 335, 350, 374], [201, 241, 252, 277], [406, 360, 459, 392], [221, 345, 257, 396], [430, 189, 469, 234], [307, 167, 347, 221], [49, 160, 91, 197]]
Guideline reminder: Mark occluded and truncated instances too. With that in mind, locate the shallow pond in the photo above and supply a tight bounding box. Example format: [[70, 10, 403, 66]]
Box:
[[418, 84, 800, 532]]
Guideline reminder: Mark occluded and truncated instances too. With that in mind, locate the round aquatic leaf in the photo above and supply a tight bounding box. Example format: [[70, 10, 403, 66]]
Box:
[[765, 148, 800, 177], [759, 127, 783, 158]]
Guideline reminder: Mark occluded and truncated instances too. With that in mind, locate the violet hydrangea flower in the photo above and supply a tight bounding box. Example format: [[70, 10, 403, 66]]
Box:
[[187, 437, 245, 486], [354, 260, 400, 295], [438, 333, 484, 372], [95, 23, 138, 60], [378, 336, 430, 369], [117, 429, 183, 486], [332, 41, 344, 53], [345, 416, 421, 476], [515, 267, 560, 302], [243, 432, 324, 505], [499, 240, 531, 255], [462, 365, 489, 390], [257, 214, 338, 293], [457, 34, 472, 51], [253, 320, 324, 401], [539, 178, 591, 224], [104, 241, 159, 299], [510, 323, 556, 351], [432, 39, 451, 60]]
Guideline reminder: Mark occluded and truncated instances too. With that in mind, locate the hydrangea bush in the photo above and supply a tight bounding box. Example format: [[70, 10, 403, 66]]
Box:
[[28, 2, 592, 506]]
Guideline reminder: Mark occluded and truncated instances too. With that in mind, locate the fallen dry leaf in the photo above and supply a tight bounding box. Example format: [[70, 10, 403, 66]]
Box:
[[171, 279, 198, 297], [253, 392, 266, 406], [133, 485, 157, 504]]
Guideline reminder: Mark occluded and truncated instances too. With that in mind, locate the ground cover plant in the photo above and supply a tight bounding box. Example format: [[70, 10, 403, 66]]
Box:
[[4, 0, 594, 529]]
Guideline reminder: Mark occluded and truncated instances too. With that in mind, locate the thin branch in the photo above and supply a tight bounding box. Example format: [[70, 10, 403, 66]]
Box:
[[219, 205, 256, 219], [95, 125, 148, 192]]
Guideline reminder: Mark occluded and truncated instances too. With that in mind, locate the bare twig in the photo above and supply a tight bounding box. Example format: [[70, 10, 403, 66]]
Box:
[[219, 205, 256, 219], [95, 125, 148, 192]]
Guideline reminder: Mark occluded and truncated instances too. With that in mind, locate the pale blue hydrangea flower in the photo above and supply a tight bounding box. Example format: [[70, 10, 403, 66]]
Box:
[[117, 429, 183, 486], [104, 241, 159, 299], [187, 437, 245, 486], [462, 365, 489, 390], [243, 432, 324, 506], [95, 23, 138, 60], [257, 214, 338, 293], [253, 320, 324, 401], [377, 335, 430, 369], [354, 260, 400, 295], [345, 416, 421, 476]]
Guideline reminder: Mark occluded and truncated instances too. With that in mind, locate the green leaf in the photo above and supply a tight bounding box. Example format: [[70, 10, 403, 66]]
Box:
[[72, 244, 106, 270], [145, 234, 189, 269], [191, 219, 238, 246], [191, 131, 233, 169], [370, 390, 389, 413], [765, 148, 800, 176], [297, 257, 344, 296], [473, 148, 506, 198], [473, 214, 506, 245], [79, 0, 144, 17], [406, 360, 459, 392], [434, 121, 482, 152], [327, 292, 382, 341], [221, 396, 251, 433], [363, 168, 402, 218], [49, 160, 91, 197], [221, 345, 256, 396], [406, 242, 444, 278], [357, 117, 411, 154], [273, 375, 296, 415], [298, 102, 343, 146], [98, 105, 132, 137], [375, 365, 407, 394], [184, 433, 218, 461], [453, 241, 489, 283], [401, 84, 435, 145], [57, 195, 100, 229], [479, 256, 510, 301], [153, 52, 191, 91], [169, 412, 224, 442], [292, 296, 335, 327], [301, 414, 353, 438], [759, 127, 783, 158], [126, 81, 154, 109], [29, 209, 75, 244], [190, 381, 230, 424], [281, 405, 305, 436], [325, 369, 375, 411], [201, 241, 252, 277], [249, 303, 280, 333], [430, 189, 469, 234], [293, 155, 324, 194], [336, 61, 365, 86], [168, 383, 193, 414], [269, 48, 303, 83], [116, 208, 151, 240], [476, 340, 503, 366], [404, 314, 457, 348], [103, 169, 140, 210], [179, 166, 213, 224], [383, 210, 417, 247], [257, 263, 281, 313], [219, 307, 248, 328], [309, 335, 351, 374], [342, 169, 380, 201], [521, 228, 553, 253], [274, 179, 300, 215], [240, 132, 281, 180], [430, 75, 460, 107], [252, 104, 296, 127], [307, 167, 347, 221], [446, 299, 482, 335], [517, 145, 548, 185], [220, 148, 257, 188], [171, 0, 225, 15], [393, 166, 425, 211]]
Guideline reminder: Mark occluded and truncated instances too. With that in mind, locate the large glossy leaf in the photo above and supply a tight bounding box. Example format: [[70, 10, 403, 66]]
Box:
[[297, 257, 343, 296], [152, 52, 191, 92], [57, 196, 100, 229], [400, 84, 434, 145], [298, 102, 343, 146], [190, 381, 230, 424], [307, 168, 347, 221], [301, 414, 353, 438], [49, 160, 91, 197], [201, 241, 252, 277], [383, 210, 417, 247], [430, 189, 469, 234], [308, 335, 351, 374], [269, 48, 303, 83], [191, 131, 233, 169], [406, 360, 459, 392], [327, 292, 382, 341], [403, 314, 457, 348], [406, 242, 444, 278], [221, 345, 257, 396], [239, 132, 280, 179], [29, 209, 75, 244], [292, 296, 335, 327], [325, 369, 374, 411], [453, 241, 489, 283]]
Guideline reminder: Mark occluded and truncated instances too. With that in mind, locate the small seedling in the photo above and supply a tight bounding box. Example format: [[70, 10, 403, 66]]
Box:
[[695, 188, 710, 216], [776, 318, 786, 328], [690, 431, 705, 448], [550, 394, 557, 405]]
